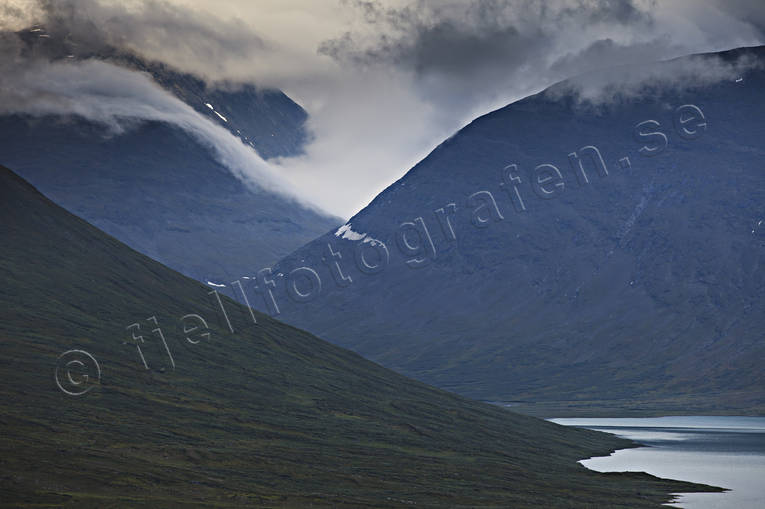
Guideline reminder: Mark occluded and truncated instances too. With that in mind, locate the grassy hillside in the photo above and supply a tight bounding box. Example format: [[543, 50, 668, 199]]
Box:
[[0, 165, 719, 507]]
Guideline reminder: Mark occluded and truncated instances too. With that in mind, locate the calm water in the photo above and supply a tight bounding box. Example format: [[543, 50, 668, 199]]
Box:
[[550, 417, 765, 508]]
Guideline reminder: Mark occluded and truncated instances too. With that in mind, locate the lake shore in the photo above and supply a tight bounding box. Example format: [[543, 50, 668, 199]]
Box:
[[551, 416, 765, 508]]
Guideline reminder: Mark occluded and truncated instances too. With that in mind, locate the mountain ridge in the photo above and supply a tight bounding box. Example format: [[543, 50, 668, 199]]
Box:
[[255, 45, 765, 416]]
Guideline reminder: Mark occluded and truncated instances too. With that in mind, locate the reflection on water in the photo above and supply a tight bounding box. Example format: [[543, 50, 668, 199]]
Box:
[[550, 416, 765, 509]]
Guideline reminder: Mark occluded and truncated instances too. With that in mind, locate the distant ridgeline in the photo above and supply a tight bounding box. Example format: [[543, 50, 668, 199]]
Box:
[[246, 45, 765, 415]]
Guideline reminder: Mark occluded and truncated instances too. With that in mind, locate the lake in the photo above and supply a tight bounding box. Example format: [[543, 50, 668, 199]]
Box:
[[550, 416, 765, 508]]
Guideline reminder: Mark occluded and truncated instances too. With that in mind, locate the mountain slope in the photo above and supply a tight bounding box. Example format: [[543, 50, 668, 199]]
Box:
[[260, 45, 765, 416], [0, 165, 719, 506], [0, 115, 339, 286], [18, 24, 310, 159], [0, 26, 340, 287]]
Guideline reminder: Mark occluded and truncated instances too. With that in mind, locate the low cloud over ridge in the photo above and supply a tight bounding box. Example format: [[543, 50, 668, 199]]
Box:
[[1, 0, 764, 217]]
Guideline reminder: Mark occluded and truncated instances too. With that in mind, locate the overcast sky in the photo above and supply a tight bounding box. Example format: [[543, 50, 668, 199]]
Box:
[[2, 0, 764, 217]]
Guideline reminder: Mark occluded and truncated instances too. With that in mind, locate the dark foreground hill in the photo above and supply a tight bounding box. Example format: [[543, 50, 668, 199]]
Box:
[[0, 165, 719, 506], [260, 46, 765, 416]]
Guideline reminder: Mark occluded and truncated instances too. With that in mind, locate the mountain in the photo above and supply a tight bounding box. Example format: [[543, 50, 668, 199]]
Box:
[[18, 24, 311, 159], [0, 25, 340, 287], [131, 60, 310, 160], [257, 46, 765, 416], [0, 165, 719, 506]]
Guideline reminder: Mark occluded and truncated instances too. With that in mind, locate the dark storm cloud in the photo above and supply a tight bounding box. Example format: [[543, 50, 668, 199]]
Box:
[[319, 0, 764, 106], [315, 0, 676, 110], [319, 0, 653, 77]]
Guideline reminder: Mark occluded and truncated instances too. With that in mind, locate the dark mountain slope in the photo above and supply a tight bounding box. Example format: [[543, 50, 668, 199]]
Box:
[[0, 115, 338, 287], [261, 45, 765, 416], [18, 24, 310, 158], [0, 165, 718, 506], [127, 56, 310, 160], [0, 26, 340, 287]]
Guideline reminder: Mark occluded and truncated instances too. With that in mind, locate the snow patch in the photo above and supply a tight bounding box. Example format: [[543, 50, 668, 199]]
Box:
[[204, 102, 228, 122], [335, 223, 367, 241]]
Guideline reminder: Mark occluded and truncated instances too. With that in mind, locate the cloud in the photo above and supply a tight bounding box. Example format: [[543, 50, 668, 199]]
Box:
[[293, 0, 764, 214], [0, 47, 313, 209], [1, 0, 271, 81], [320, 0, 652, 75], [0, 0, 336, 89], [0, 0, 43, 31], [0, 0, 338, 214], [546, 50, 764, 105], [318, 0, 762, 108], [1, 0, 764, 218]]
